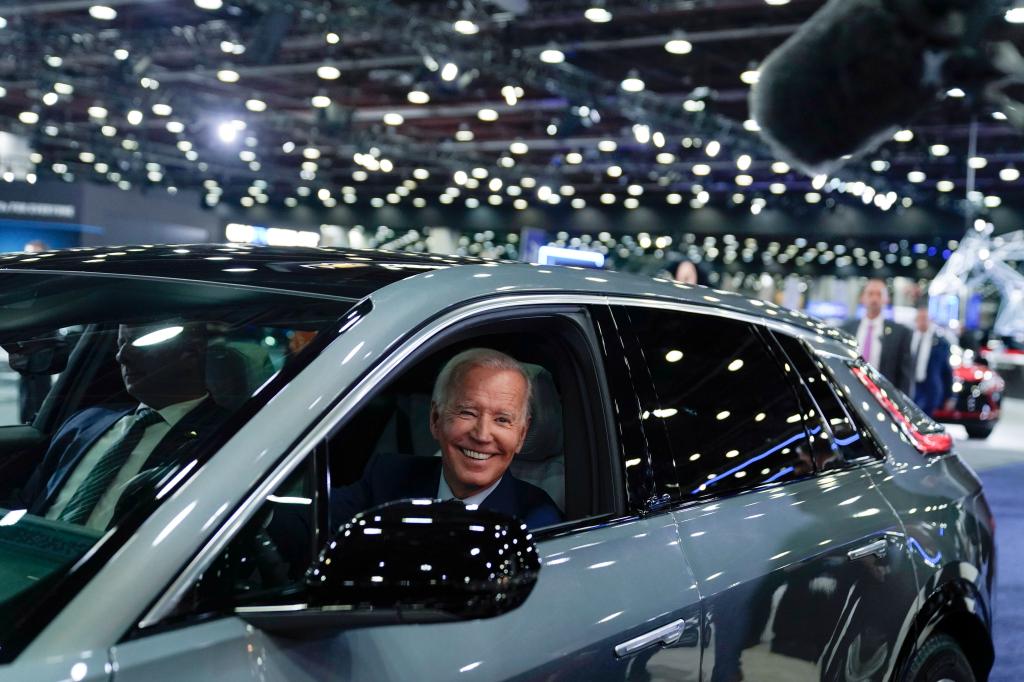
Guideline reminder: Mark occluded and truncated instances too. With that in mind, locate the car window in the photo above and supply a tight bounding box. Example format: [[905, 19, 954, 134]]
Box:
[[613, 306, 811, 501], [0, 271, 353, 660], [0, 327, 78, 425], [165, 313, 618, 620], [770, 331, 880, 465]]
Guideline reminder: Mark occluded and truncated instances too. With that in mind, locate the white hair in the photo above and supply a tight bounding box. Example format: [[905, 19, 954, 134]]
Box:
[[432, 348, 532, 416]]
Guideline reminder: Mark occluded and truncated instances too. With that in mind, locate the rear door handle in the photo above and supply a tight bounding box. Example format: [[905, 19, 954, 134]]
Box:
[[847, 538, 888, 560], [614, 619, 686, 658]]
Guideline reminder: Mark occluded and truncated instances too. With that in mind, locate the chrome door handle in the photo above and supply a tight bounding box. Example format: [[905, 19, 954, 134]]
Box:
[[847, 538, 888, 560], [614, 619, 686, 658]]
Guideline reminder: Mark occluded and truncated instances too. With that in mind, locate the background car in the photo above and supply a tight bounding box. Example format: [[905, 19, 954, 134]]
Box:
[[0, 245, 995, 682], [932, 348, 1005, 440]]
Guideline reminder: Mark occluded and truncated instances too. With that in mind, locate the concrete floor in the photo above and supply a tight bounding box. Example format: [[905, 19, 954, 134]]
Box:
[[946, 397, 1024, 472]]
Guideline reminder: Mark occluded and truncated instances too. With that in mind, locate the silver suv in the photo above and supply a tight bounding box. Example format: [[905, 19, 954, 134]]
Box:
[[0, 245, 994, 682]]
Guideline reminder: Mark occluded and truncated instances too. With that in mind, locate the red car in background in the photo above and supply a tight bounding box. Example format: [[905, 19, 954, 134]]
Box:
[[932, 348, 1005, 439]]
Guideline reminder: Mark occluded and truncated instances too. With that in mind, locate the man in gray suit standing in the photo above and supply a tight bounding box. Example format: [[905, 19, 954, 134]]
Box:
[[841, 279, 915, 395]]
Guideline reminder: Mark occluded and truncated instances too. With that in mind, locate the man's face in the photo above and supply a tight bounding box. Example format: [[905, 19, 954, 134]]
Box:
[[116, 324, 201, 407], [430, 365, 530, 499], [915, 309, 931, 332], [861, 281, 888, 319]]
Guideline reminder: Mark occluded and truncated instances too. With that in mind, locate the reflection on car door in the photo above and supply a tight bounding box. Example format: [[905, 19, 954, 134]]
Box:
[[111, 303, 703, 681], [613, 304, 920, 682]]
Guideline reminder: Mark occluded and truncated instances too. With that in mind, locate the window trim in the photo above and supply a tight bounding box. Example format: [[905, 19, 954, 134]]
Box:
[[138, 294, 627, 631]]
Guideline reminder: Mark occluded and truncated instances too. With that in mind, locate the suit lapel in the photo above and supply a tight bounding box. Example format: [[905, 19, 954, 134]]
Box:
[[479, 475, 518, 517], [41, 406, 132, 511], [143, 397, 227, 468]]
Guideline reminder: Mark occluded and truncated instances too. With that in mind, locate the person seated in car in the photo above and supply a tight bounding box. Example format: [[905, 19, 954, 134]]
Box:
[[22, 321, 229, 531], [332, 348, 563, 530]]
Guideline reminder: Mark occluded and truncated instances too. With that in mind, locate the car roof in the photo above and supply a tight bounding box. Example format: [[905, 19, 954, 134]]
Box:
[[0, 243, 846, 342]]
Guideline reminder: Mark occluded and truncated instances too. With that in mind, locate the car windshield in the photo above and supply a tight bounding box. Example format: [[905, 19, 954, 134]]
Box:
[[0, 271, 354, 656]]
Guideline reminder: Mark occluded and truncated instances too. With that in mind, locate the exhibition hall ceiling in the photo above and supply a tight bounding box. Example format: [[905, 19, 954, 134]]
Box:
[[0, 0, 1022, 223]]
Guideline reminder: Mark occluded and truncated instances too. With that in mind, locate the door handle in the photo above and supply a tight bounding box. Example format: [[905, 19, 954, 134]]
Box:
[[614, 618, 686, 658], [847, 538, 888, 560]]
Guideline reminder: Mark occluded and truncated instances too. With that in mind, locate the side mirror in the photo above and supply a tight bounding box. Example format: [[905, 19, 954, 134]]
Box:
[[238, 499, 541, 635]]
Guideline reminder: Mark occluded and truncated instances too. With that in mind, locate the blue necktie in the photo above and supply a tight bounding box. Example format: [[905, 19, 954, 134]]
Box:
[[58, 408, 164, 524]]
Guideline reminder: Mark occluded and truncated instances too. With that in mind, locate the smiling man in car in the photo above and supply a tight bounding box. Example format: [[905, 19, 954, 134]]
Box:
[[332, 348, 562, 530]]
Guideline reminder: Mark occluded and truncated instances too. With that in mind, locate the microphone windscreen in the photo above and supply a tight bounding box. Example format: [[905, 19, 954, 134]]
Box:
[[750, 0, 942, 175]]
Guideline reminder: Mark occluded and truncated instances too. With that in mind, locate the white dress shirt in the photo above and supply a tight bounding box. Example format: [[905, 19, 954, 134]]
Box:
[[911, 326, 934, 384], [436, 455, 503, 507], [856, 316, 884, 368], [46, 394, 208, 530]]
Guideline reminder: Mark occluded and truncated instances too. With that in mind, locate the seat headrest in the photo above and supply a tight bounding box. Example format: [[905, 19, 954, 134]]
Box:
[[518, 363, 563, 462]]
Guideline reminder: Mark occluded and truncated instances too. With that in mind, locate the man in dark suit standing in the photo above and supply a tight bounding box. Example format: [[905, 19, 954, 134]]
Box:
[[23, 321, 227, 530], [841, 279, 915, 394], [333, 348, 562, 530], [911, 306, 955, 415]]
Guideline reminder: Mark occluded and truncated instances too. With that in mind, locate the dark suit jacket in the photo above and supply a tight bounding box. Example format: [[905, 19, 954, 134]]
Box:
[[23, 396, 229, 516], [841, 319, 915, 395], [332, 453, 563, 531], [913, 335, 954, 415]]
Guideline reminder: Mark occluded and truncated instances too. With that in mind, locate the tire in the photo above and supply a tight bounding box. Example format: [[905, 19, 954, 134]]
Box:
[[965, 425, 993, 440], [903, 634, 976, 682]]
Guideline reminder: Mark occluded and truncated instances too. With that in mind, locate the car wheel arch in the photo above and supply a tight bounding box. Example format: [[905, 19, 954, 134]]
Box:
[[891, 574, 994, 681]]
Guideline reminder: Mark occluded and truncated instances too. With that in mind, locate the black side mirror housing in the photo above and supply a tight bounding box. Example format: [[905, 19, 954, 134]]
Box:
[[238, 499, 540, 635], [3, 335, 71, 375]]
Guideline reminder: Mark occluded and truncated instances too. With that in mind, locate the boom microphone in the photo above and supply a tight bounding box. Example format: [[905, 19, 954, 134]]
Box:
[[750, 0, 999, 175]]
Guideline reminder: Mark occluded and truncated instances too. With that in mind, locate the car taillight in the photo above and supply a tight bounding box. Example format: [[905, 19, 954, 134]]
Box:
[[851, 365, 953, 456]]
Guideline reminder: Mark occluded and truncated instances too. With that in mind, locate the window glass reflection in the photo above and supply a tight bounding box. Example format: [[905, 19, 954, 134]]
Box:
[[618, 308, 808, 499]]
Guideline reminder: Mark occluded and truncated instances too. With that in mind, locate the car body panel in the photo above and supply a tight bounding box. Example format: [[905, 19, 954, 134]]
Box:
[[110, 517, 701, 682]]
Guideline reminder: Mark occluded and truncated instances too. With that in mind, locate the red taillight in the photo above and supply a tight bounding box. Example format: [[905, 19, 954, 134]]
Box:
[[851, 365, 953, 455]]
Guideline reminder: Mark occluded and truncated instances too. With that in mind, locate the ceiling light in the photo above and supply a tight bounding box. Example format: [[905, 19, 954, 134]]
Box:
[[539, 48, 565, 64], [194, 0, 223, 9], [89, 5, 117, 20], [440, 63, 459, 81], [217, 121, 239, 143], [166, 120, 184, 134], [968, 156, 988, 169], [598, 139, 617, 152], [736, 154, 752, 170], [54, 82, 73, 95], [937, 180, 955, 192], [665, 38, 693, 55], [88, 105, 107, 119], [985, 195, 1002, 208], [477, 108, 498, 121], [805, 192, 821, 203], [152, 103, 172, 116], [607, 165, 622, 178], [245, 98, 267, 112], [771, 161, 790, 173], [947, 87, 966, 98], [893, 129, 914, 142], [566, 152, 583, 164], [453, 19, 479, 34], [509, 141, 529, 154], [705, 140, 721, 157], [600, 193, 616, 204], [1006, 7, 1024, 22], [18, 111, 39, 124], [217, 69, 240, 83], [907, 170, 926, 183], [765, 0, 791, 5], [736, 174, 753, 186], [311, 94, 331, 108], [620, 76, 645, 92], [692, 163, 711, 176], [743, 119, 761, 132], [317, 65, 341, 80], [657, 152, 675, 164], [303, 147, 321, 160], [455, 129, 474, 141], [930, 143, 950, 156], [79, 152, 95, 163], [42, 92, 58, 106], [585, 6, 613, 22], [114, 48, 129, 60], [1000, 166, 1020, 182], [127, 109, 143, 125], [407, 90, 430, 104], [383, 112, 404, 125], [740, 69, 760, 85]]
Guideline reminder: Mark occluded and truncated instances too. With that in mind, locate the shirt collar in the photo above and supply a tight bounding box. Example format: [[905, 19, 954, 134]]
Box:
[[139, 393, 208, 428], [436, 454, 503, 506]]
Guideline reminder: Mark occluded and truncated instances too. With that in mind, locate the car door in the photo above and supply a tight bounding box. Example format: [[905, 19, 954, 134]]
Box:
[[611, 302, 920, 682], [109, 299, 703, 681]]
